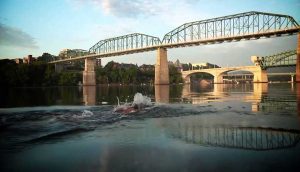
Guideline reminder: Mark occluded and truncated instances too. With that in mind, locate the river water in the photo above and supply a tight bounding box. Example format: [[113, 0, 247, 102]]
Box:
[[0, 83, 299, 172]]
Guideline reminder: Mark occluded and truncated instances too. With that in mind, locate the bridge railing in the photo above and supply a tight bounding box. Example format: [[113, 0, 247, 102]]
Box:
[[162, 11, 299, 45], [89, 33, 161, 54]]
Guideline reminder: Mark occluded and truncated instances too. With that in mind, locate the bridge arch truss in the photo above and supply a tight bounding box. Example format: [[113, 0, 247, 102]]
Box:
[[89, 33, 161, 54], [259, 50, 297, 69], [162, 11, 299, 46]]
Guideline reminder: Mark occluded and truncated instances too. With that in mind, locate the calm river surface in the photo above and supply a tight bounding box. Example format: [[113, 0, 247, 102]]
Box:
[[1, 83, 300, 172]]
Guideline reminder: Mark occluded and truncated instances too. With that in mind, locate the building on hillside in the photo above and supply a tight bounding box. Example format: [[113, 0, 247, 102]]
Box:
[[168, 59, 183, 72], [174, 59, 183, 71], [22, 55, 36, 64], [174, 59, 181, 67], [15, 58, 23, 64], [168, 61, 174, 66], [192, 62, 220, 69]]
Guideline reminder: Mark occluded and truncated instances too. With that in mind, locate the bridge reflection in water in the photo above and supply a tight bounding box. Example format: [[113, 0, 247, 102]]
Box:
[[163, 119, 300, 151], [181, 83, 300, 112], [155, 85, 170, 103], [82, 83, 299, 114], [83, 86, 96, 106]]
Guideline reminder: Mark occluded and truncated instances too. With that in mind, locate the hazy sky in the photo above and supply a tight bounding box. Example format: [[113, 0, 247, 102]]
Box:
[[0, 0, 299, 66]]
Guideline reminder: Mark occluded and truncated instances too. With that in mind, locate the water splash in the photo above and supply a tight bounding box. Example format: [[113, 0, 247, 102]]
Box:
[[114, 93, 152, 114], [72, 110, 94, 119], [132, 93, 152, 106]]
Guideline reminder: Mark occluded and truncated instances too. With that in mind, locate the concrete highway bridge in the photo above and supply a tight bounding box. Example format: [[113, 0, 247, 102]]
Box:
[[181, 49, 298, 83], [182, 66, 268, 83], [49, 11, 300, 85]]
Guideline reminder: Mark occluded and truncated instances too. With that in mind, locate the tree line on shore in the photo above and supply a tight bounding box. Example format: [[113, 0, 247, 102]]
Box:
[[0, 59, 183, 87]]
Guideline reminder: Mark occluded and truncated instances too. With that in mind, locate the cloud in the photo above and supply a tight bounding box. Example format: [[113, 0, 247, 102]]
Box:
[[95, 0, 162, 17], [0, 23, 38, 49], [71, 0, 202, 20]]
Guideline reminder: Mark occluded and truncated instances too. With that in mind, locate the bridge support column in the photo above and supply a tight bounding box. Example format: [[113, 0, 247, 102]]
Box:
[[155, 48, 169, 85], [183, 75, 191, 84], [296, 33, 300, 82], [83, 86, 96, 106], [155, 85, 170, 103], [214, 73, 224, 84], [83, 58, 96, 86], [253, 70, 268, 83]]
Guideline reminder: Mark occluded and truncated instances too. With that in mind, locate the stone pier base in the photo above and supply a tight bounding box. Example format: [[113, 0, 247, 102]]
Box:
[[253, 70, 268, 83], [83, 58, 96, 86], [155, 48, 169, 85]]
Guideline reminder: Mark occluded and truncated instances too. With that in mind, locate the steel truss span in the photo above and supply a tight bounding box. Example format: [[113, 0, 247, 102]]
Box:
[[89, 33, 161, 54], [260, 50, 297, 69], [162, 11, 299, 46], [50, 11, 299, 63]]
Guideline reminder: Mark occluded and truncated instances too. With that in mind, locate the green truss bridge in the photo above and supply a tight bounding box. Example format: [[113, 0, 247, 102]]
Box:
[[257, 50, 297, 69], [49, 11, 300, 85]]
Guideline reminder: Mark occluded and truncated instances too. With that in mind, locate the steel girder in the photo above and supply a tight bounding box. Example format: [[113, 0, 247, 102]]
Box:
[[260, 50, 297, 69], [162, 11, 299, 44], [89, 33, 161, 54]]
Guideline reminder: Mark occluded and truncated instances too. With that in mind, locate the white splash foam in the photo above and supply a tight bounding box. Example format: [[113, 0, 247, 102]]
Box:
[[73, 110, 94, 118], [132, 93, 152, 106], [113, 93, 152, 113]]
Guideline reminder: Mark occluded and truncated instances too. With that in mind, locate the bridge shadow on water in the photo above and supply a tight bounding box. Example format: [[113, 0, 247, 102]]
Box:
[[165, 124, 300, 151]]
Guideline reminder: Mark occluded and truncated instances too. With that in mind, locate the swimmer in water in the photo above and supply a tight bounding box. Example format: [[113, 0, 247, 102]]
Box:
[[113, 95, 149, 114]]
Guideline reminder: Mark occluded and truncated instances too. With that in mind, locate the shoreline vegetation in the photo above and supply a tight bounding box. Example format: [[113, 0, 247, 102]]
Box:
[[0, 59, 183, 87]]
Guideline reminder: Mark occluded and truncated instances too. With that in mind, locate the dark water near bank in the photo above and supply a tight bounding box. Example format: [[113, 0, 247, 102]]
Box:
[[0, 83, 300, 172]]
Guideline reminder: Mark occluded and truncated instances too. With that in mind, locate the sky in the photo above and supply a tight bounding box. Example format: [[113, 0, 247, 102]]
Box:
[[0, 0, 299, 66]]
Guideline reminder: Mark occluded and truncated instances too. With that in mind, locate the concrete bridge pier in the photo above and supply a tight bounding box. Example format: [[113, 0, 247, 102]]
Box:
[[296, 33, 300, 82], [155, 48, 169, 85], [155, 85, 170, 103], [83, 58, 96, 86], [253, 70, 268, 83], [83, 86, 96, 105], [213, 73, 225, 84]]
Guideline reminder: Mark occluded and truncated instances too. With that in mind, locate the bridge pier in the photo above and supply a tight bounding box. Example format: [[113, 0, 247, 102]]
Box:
[[214, 73, 225, 84], [296, 33, 300, 82], [155, 85, 170, 103], [253, 70, 268, 83], [83, 58, 96, 86], [83, 86, 96, 106], [155, 48, 169, 85]]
